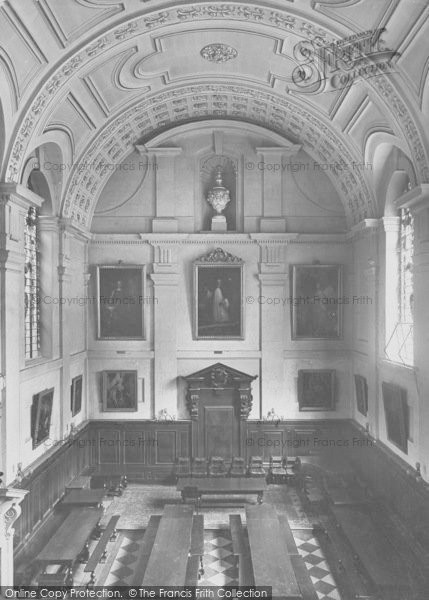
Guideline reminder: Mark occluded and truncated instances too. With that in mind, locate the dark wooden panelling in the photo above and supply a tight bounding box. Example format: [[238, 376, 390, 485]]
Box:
[[155, 430, 177, 464], [123, 431, 147, 465], [98, 429, 121, 464], [14, 425, 93, 558]]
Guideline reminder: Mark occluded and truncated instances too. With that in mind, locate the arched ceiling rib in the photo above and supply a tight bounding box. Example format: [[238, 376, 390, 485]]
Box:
[[64, 84, 375, 227]]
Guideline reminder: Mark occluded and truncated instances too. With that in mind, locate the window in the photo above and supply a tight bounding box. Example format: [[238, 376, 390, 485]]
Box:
[[385, 208, 414, 365], [24, 206, 40, 359], [399, 208, 414, 324]]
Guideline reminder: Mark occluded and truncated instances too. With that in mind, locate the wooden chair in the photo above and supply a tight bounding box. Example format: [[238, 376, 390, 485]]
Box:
[[285, 457, 301, 483], [191, 457, 207, 478], [230, 457, 246, 477], [208, 456, 227, 477], [269, 456, 287, 483], [248, 456, 266, 478]]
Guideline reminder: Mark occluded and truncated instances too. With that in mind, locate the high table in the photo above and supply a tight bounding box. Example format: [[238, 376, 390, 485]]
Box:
[[142, 504, 195, 586], [246, 505, 302, 599], [177, 477, 267, 505], [38, 507, 102, 566]]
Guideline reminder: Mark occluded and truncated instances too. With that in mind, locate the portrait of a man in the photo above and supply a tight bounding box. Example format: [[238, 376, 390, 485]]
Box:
[[102, 370, 137, 412], [31, 389, 54, 448], [292, 265, 342, 339], [71, 375, 83, 417], [96, 266, 145, 339], [298, 370, 336, 411]]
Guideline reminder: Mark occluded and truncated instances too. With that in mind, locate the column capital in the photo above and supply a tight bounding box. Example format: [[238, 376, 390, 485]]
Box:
[[150, 272, 179, 285], [258, 272, 288, 285], [0, 183, 43, 210], [382, 216, 400, 233], [348, 218, 381, 239]]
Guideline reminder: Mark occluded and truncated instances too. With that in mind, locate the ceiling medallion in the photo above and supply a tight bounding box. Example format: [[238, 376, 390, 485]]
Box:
[[200, 44, 238, 63]]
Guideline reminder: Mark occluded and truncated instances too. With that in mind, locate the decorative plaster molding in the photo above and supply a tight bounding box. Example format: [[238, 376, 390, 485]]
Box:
[[200, 43, 238, 63], [2, 3, 426, 208], [60, 86, 375, 228]]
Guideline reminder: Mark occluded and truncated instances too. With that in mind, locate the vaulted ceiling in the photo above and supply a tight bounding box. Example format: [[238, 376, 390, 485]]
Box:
[[0, 0, 428, 229]]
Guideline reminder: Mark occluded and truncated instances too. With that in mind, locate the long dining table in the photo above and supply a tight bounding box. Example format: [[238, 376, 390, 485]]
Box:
[[142, 504, 195, 586], [246, 504, 302, 599]]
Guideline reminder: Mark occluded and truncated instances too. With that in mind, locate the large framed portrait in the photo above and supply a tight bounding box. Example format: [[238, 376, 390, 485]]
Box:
[[101, 370, 138, 412], [194, 248, 244, 339], [31, 388, 54, 448], [291, 265, 342, 339], [298, 370, 336, 411], [382, 382, 408, 453], [71, 375, 83, 417], [354, 374, 368, 417], [96, 265, 145, 339]]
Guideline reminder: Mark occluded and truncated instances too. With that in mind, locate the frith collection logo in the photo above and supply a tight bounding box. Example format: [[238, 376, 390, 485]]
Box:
[[291, 28, 399, 93]]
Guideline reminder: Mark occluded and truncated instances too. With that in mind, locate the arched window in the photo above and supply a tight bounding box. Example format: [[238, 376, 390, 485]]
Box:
[[385, 206, 414, 365], [398, 207, 414, 361], [24, 206, 40, 359]]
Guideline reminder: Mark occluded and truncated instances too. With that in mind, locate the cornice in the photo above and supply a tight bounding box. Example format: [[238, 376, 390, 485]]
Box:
[[395, 184, 429, 212], [91, 232, 348, 245]]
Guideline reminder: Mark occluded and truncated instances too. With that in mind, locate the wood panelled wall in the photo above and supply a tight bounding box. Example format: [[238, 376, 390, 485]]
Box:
[[14, 419, 429, 560], [14, 425, 94, 557]]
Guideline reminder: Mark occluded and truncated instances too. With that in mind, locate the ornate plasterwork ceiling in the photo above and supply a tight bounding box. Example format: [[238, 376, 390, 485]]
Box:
[[63, 83, 374, 227], [1, 0, 428, 229]]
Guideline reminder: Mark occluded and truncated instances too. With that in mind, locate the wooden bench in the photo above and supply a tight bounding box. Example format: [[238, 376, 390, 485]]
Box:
[[185, 516, 205, 585], [290, 556, 319, 600], [185, 555, 201, 586], [84, 515, 120, 584], [130, 516, 162, 586], [229, 514, 254, 586], [278, 515, 299, 555], [65, 475, 91, 492], [331, 504, 407, 592]]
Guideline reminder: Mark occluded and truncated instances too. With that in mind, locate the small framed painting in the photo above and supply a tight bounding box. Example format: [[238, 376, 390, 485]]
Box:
[[71, 375, 83, 417], [382, 382, 408, 453], [298, 370, 336, 411], [31, 388, 54, 448], [101, 370, 138, 412], [96, 265, 145, 339], [194, 248, 244, 339], [354, 374, 368, 417], [291, 265, 342, 339]]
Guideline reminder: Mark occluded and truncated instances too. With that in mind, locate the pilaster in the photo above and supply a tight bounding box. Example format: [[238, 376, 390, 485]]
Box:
[[150, 243, 179, 418], [257, 241, 287, 416], [256, 146, 300, 232], [136, 145, 182, 232]]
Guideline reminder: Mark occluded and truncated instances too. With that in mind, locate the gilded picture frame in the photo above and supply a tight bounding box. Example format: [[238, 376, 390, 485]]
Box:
[[96, 265, 145, 340], [291, 265, 342, 339], [194, 248, 244, 340]]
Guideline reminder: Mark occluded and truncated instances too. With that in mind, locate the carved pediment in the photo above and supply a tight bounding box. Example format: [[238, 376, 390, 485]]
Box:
[[195, 248, 243, 264], [182, 363, 257, 420], [182, 362, 256, 388]]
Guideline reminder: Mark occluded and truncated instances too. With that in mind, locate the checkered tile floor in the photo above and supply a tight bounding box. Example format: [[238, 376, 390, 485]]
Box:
[[199, 530, 238, 586], [293, 530, 341, 600], [103, 531, 145, 587]]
